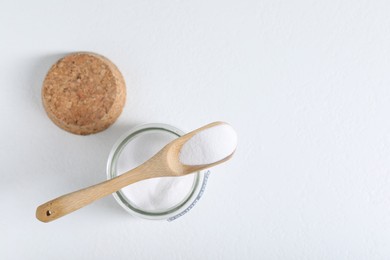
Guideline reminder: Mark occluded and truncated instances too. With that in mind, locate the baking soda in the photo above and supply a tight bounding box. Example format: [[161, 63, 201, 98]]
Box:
[[116, 131, 195, 212], [179, 123, 237, 165], [116, 123, 237, 212]]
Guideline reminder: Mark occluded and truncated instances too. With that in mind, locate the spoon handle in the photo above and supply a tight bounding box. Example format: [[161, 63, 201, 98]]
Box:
[[36, 166, 147, 223]]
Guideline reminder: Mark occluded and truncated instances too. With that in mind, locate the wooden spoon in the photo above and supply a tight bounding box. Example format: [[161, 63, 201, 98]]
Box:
[[36, 122, 236, 222]]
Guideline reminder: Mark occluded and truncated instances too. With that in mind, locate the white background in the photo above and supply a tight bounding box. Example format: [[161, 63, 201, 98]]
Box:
[[1, 0, 390, 259]]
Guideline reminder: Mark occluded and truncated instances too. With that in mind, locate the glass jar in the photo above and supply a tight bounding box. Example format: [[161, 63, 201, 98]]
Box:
[[106, 123, 210, 221]]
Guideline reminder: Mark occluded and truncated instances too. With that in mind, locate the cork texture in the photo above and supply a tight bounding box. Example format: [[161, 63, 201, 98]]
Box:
[[42, 52, 126, 135]]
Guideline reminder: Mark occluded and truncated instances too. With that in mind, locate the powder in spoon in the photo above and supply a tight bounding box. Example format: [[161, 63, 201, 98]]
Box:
[[179, 123, 237, 165], [116, 131, 196, 212]]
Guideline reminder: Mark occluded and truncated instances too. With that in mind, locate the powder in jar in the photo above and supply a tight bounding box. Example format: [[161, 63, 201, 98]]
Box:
[[116, 131, 195, 212]]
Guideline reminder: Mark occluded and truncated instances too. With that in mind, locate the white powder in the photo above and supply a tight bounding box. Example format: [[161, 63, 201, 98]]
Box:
[[179, 123, 237, 165], [116, 131, 195, 212], [116, 123, 237, 212]]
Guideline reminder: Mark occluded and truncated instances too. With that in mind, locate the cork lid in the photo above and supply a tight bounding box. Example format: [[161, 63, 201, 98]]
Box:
[[42, 52, 126, 135]]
